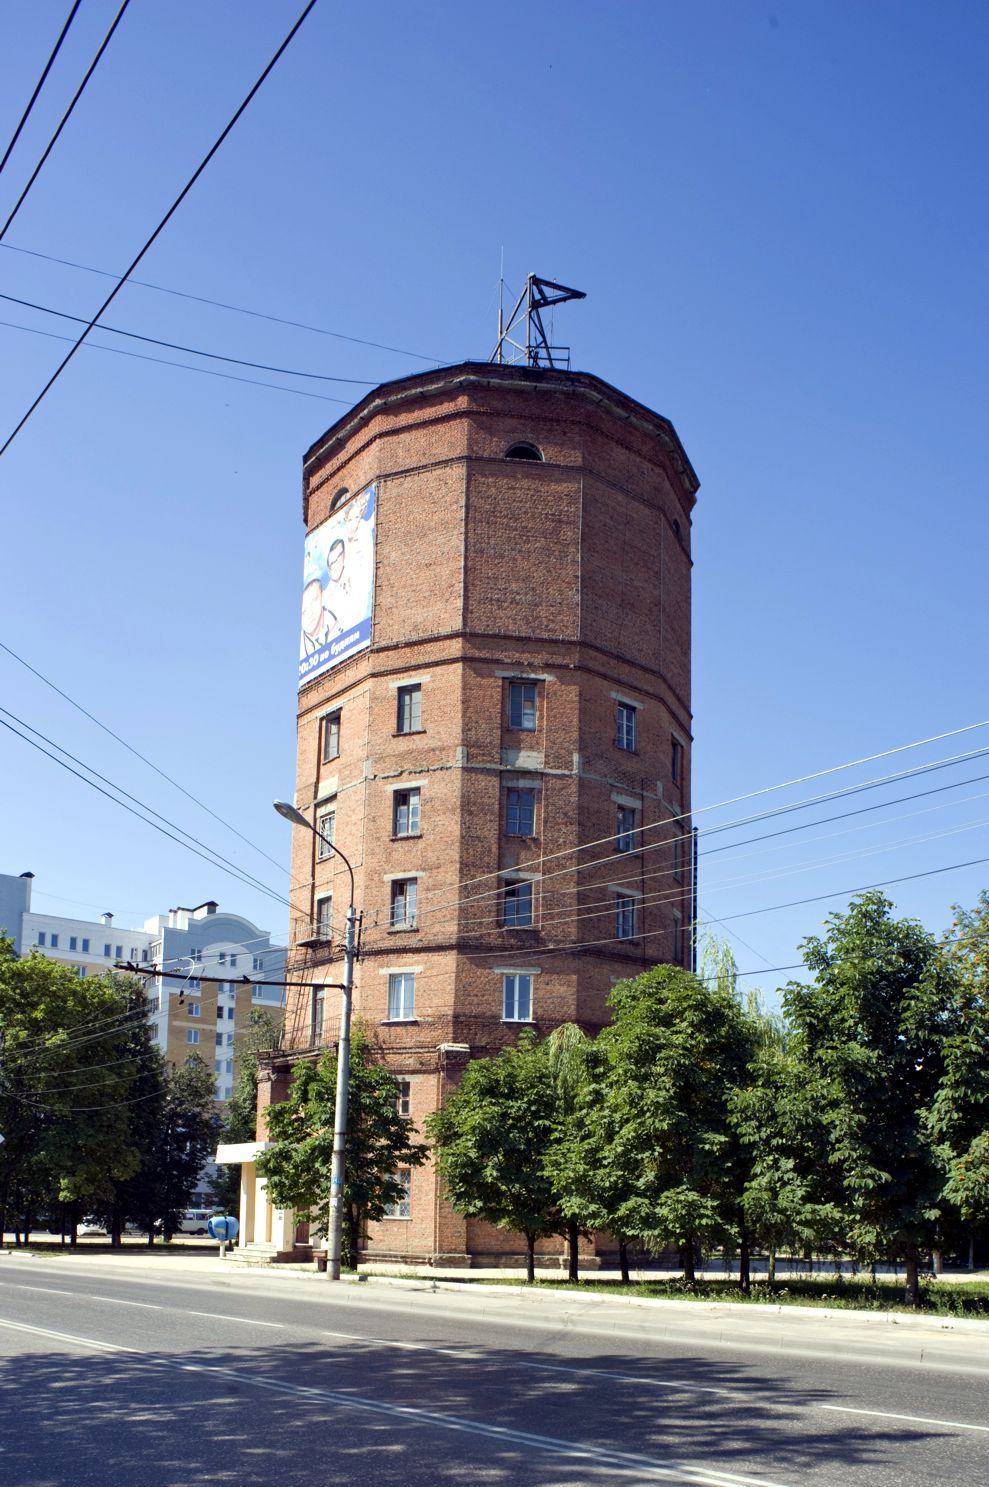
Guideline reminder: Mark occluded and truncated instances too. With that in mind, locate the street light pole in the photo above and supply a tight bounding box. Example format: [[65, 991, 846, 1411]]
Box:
[[273, 799, 357, 1281]]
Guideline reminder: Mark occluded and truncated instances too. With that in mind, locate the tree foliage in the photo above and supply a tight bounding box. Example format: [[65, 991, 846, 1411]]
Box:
[[257, 1024, 426, 1266]]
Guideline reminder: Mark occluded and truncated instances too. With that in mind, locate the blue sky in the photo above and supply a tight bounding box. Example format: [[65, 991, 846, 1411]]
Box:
[[1, 1, 986, 995]]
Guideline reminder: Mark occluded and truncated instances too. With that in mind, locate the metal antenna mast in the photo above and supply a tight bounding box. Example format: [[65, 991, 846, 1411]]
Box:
[[491, 272, 586, 368]]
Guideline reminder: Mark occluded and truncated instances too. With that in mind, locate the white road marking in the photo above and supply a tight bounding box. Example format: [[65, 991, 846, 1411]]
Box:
[[184, 1310, 283, 1327], [821, 1404, 989, 1434], [0, 1315, 794, 1487], [0, 1283, 75, 1297], [318, 1327, 737, 1396]]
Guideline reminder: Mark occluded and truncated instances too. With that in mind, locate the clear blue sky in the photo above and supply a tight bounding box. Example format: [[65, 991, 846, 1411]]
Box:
[[1, 0, 986, 996]]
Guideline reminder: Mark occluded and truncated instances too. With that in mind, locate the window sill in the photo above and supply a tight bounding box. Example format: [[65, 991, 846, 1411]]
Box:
[[392, 730, 426, 738], [500, 925, 537, 932], [614, 746, 639, 755], [381, 1018, 418, 1026], [502, 1017, 535, 1025], [390, 833, 422, 842], [387, 924, 419, 934]]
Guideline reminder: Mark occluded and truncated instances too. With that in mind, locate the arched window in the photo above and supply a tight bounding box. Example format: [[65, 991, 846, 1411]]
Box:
[[330, 486, 349, 511], [505, 442, 543, 462], [672, 518, 681, 540]]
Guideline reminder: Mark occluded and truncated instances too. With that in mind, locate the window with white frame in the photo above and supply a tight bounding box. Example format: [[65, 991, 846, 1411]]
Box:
[[505, 787, 536, 837], [315, 895, 333, 941], [252, 985, 263, 1000], [393, 788, 420, 837], [186, 1029, 201, 1045], [317, 805, 336, 857], [507, 680, 537, 731], [396, 1078, 412, 1118], [322, 709, 341, 761], [384, 1167, 411, 1219], [38, 932, 46, 946], [387, 972, 415, 1021], [230, 955, 237, 968], [82, 938, 90, 953], [615, 702, 638, 752], [114, 944, 122, 959], [502, 973, 533, 1022], [396, 684, 422, 734], [615, 895, 637, 941], [390, 878, 417, 928], [187, 1002, 201, 1017], [616, 805, 636, 853], [501, 879, 534, 928]]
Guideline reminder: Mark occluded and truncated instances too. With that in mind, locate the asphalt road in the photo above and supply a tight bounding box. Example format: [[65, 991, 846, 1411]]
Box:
[[0, 1257, 987, 1487]]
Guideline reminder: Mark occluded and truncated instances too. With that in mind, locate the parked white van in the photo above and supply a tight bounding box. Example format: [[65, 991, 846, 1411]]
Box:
[[178, 1209, 212, 1235]]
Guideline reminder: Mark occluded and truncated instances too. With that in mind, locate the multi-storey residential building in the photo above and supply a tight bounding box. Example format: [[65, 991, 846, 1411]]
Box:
[[0, 872, 286, 1103], [231, 359, 697, 1266]]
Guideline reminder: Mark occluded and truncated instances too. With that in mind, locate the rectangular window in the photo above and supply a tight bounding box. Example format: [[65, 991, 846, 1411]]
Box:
[[217, 1004, 225, 1019], [384, 1167, 412, 1219], [672, 736, 684, 785], [310, 983, 326, 1044], [615, 895, 637, 941], [390, 878, 418, 928], [149, 1024, 160, 1042], [69, 936, 77, 951], [225, 1059, 234, 1075], [189, 947, 199, 960], [252, 955, 264, 971], [393, 788, 421, 837], [396, 1078, 412, 1118], [225, 1032, 234, 1046], [672, 834, 684, 881], [141, 949, 149, 962], [316, 895, 333, 941], [77, 967, 86, 978], [115, 944, 122, 959], [322, 709, 341, 762], [50, 933, 59, 948], [396, 684, 422, 734], [502, 880, 534, 928], [215, 1058, 223, 1073], [673, 912, 684, 966], [103, 943, 111, 957], [508, 681, 537, 731], [505, 787, 536, 837], [317, 806, 336, 858], [227, 1007, 235, 1020], [387, 972, 415, 1021], [616, 805, 636, 853], [81, 938, 90, 953], [215, 1032, 223, 1046], [502, 973, 533, 1022], [38, 932, 46, 946], [218, 952, 226, 965], [147, 996, 159, 1014], [615, 702, 638, 752], [252, 986, 263, 1000], [188, 1003, 201, 1017], [229, 955, 237, 968], [186, 1029, 201, 1045]]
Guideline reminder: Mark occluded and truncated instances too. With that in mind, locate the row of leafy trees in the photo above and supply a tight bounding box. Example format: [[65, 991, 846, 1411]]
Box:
[[428, 892, 989, 1302], [0, 940, 218, 1244]]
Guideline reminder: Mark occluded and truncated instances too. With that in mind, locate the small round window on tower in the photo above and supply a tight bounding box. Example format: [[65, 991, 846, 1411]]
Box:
[[505, 442, 544, 462]]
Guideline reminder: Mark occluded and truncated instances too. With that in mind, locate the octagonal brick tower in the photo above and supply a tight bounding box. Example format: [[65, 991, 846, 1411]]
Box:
[[275, 359, 698, 1266]]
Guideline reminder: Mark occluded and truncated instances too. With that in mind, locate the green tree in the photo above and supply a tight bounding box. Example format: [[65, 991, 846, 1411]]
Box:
[[213, 1010, 281, 1215], [596, 963, 752, 1286], [118, 1053, 218, 1243], [258, 1025, 426, 1266], [0, 946, 143, 1242], [785, 892, 962, 1305], [427, 1031, 560, 1282]]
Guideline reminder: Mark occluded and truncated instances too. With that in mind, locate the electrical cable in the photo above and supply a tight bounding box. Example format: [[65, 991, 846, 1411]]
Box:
[[0, 636, 301, 885], [0, 1, 83, 182], [0, 0, 134, 243], [0, 711, 292, 909], [0, 0, 319, 458], [0, 314, 352, 405], [0, 239, 446, 363], [0, 291, 381, 384], [411, 742, 989, 927], [0, 701, 291, 906]]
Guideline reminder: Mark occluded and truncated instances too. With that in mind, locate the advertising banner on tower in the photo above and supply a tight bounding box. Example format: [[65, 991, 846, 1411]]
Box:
[[298, 483, 376, 688]]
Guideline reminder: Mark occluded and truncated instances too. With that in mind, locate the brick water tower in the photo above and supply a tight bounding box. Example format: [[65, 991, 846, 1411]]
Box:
[[261, 291, 699, 1266]]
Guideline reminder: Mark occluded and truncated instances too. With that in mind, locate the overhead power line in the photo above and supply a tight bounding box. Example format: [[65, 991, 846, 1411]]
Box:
[[0, 290, 380, 384], [0, 1, 83, 182], [0, 0, 319, 459], [0, 315, 352, 405], [0, 636, 298, 884], [0, 708, 291, 909], [0, 0, 134, 244], [0, 240, 445, 363]]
